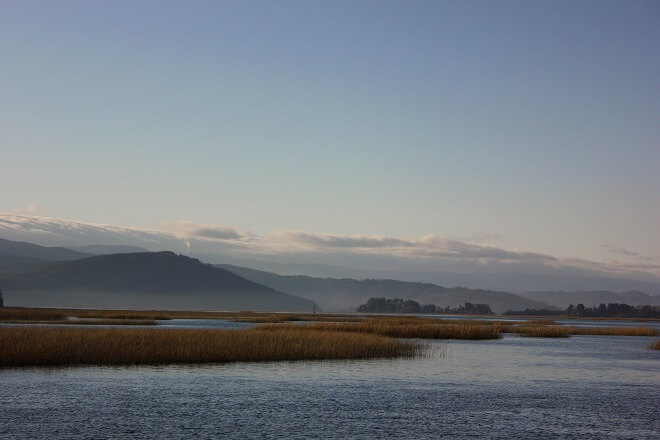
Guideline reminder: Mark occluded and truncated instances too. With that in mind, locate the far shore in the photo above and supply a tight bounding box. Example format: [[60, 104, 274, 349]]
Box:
[[1, 306, 658, 322]]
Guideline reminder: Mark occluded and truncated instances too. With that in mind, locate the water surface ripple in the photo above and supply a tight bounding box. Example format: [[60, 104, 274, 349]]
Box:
[[1, 334, 658, 439]]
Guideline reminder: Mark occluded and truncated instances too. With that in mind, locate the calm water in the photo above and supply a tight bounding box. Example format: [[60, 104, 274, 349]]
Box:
[[1, 329, 658, 438]]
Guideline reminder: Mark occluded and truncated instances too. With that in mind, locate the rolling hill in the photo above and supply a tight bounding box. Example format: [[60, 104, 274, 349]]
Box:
[[0, 237, 90, 261], [0, 251, 316, 311]]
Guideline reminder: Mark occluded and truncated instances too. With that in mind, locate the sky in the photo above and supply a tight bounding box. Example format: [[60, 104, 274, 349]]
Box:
[[1, 0, 659, 276]]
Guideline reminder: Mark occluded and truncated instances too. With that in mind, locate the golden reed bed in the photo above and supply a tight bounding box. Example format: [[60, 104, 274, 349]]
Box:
[[503, 324, 657, 337], [0, 326, 424, 367], [258, 321, 503, 340]]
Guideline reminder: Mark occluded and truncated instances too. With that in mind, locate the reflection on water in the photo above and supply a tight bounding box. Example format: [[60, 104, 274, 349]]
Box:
[[1, 332, 658, 439]]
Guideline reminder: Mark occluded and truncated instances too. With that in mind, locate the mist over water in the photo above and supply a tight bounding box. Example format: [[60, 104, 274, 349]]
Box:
[[2, 333, 658, 439]]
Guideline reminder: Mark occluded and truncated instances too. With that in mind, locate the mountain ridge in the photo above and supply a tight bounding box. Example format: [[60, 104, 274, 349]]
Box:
[[218, 264, 555, 314], [0, 251, 316, 311]]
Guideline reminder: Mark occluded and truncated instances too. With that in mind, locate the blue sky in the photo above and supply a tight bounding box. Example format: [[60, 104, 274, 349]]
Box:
[[1, 0, 659, 270]]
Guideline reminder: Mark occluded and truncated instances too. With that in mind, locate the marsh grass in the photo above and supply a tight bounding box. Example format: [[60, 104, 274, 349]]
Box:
[[562, 326, 657, 336], [258, 321, 502, 340], [524, 319, 559, 326], [0, 326, 424, 367], [229, 314, 364, 323], [502, 324, 657, 337], [0, 307, 169, 322], [507, 325, 571, 338], [0, 308, 366, 323], [0, 319, 156, 326], [0, 308, 67, 321]]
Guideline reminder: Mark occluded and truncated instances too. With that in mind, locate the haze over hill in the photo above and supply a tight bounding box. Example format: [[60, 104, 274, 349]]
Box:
[[521, 290, 660, 308], [0, 237, 90, 262], [218, 264, 554, 314], [0, 237, 657, 313], [0, 251, 315, 312], [2, 213, 659, 295], [67, 244, 151, 255]]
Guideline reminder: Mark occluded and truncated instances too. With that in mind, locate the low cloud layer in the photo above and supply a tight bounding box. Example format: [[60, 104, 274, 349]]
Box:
[[265, 231, 558, 265], [1, 212, 659, 281], [160, 221, 253, 242]]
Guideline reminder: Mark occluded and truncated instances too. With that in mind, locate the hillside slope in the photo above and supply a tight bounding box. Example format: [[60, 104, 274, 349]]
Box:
[[1, 252, 315, 311], [0, 237, 90, 261]]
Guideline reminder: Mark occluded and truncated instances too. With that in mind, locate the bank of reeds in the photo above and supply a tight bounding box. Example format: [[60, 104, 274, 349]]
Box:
[[0, 319, 156, 326], [258, 320, 502, 340], [0, 326, 424, 367], [508, 325, 571, 338], [562, 326, 657, 336], [524, 319, 559, 326], [0, 308, 67, 321], [502, 324, 657, 337], [0, 308, 363, 323], [229, 314, 363, 323]]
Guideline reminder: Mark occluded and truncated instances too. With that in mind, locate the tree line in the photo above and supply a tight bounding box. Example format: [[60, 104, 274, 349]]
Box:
[[504, 303, 659, 318], [356, 297, 494, 315]]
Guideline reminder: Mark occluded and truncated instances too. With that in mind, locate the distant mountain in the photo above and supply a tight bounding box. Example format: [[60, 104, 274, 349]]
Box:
[[218, 264, 553, 314], [521, 290, 660, 308], [1, 252, 316, 312], [0, 237, 90, 261], [0, 254, 46, 276], [202, 257, 660, 295], [67, 244, 151, 254]]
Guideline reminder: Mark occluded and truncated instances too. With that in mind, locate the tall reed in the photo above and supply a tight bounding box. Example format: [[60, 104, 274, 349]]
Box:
[[258, 321, 502, 340], [562, 326, 657, 336], [0, 327, 424, 367], [509, 326, 571, 338], [503, 325, 657, 337]]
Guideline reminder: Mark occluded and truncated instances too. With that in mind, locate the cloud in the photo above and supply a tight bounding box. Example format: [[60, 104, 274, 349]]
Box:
[[1, 212, 658, 280], [160, 221, 252, 242], [12, 204, 40, 215], [264, 231, 557, 265], [269, 231, 413, 249], [603, 245, 658, 262], [0, 213, 181, 251]]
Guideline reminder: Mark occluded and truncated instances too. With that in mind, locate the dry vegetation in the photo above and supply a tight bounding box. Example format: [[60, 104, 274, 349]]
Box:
[[0, 319, 156, 326], [0, 307, 361, 323], [506, 325, 572, 338], [0, 308, 68, 321], [258, 319, 503, 340], [524, 319, 559, 325], [561, 326, 657, 336], [1, 307, 656, 362], [652, 340, 660, 350], [0, 326, 424, 367], [501, 323, 657, 337]]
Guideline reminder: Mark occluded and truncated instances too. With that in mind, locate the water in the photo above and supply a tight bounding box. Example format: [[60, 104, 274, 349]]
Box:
[[1, 330, 658, 438]]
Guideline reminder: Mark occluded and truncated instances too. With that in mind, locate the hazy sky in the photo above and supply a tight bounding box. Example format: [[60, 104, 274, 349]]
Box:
[[1, 0, 659, 266]]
